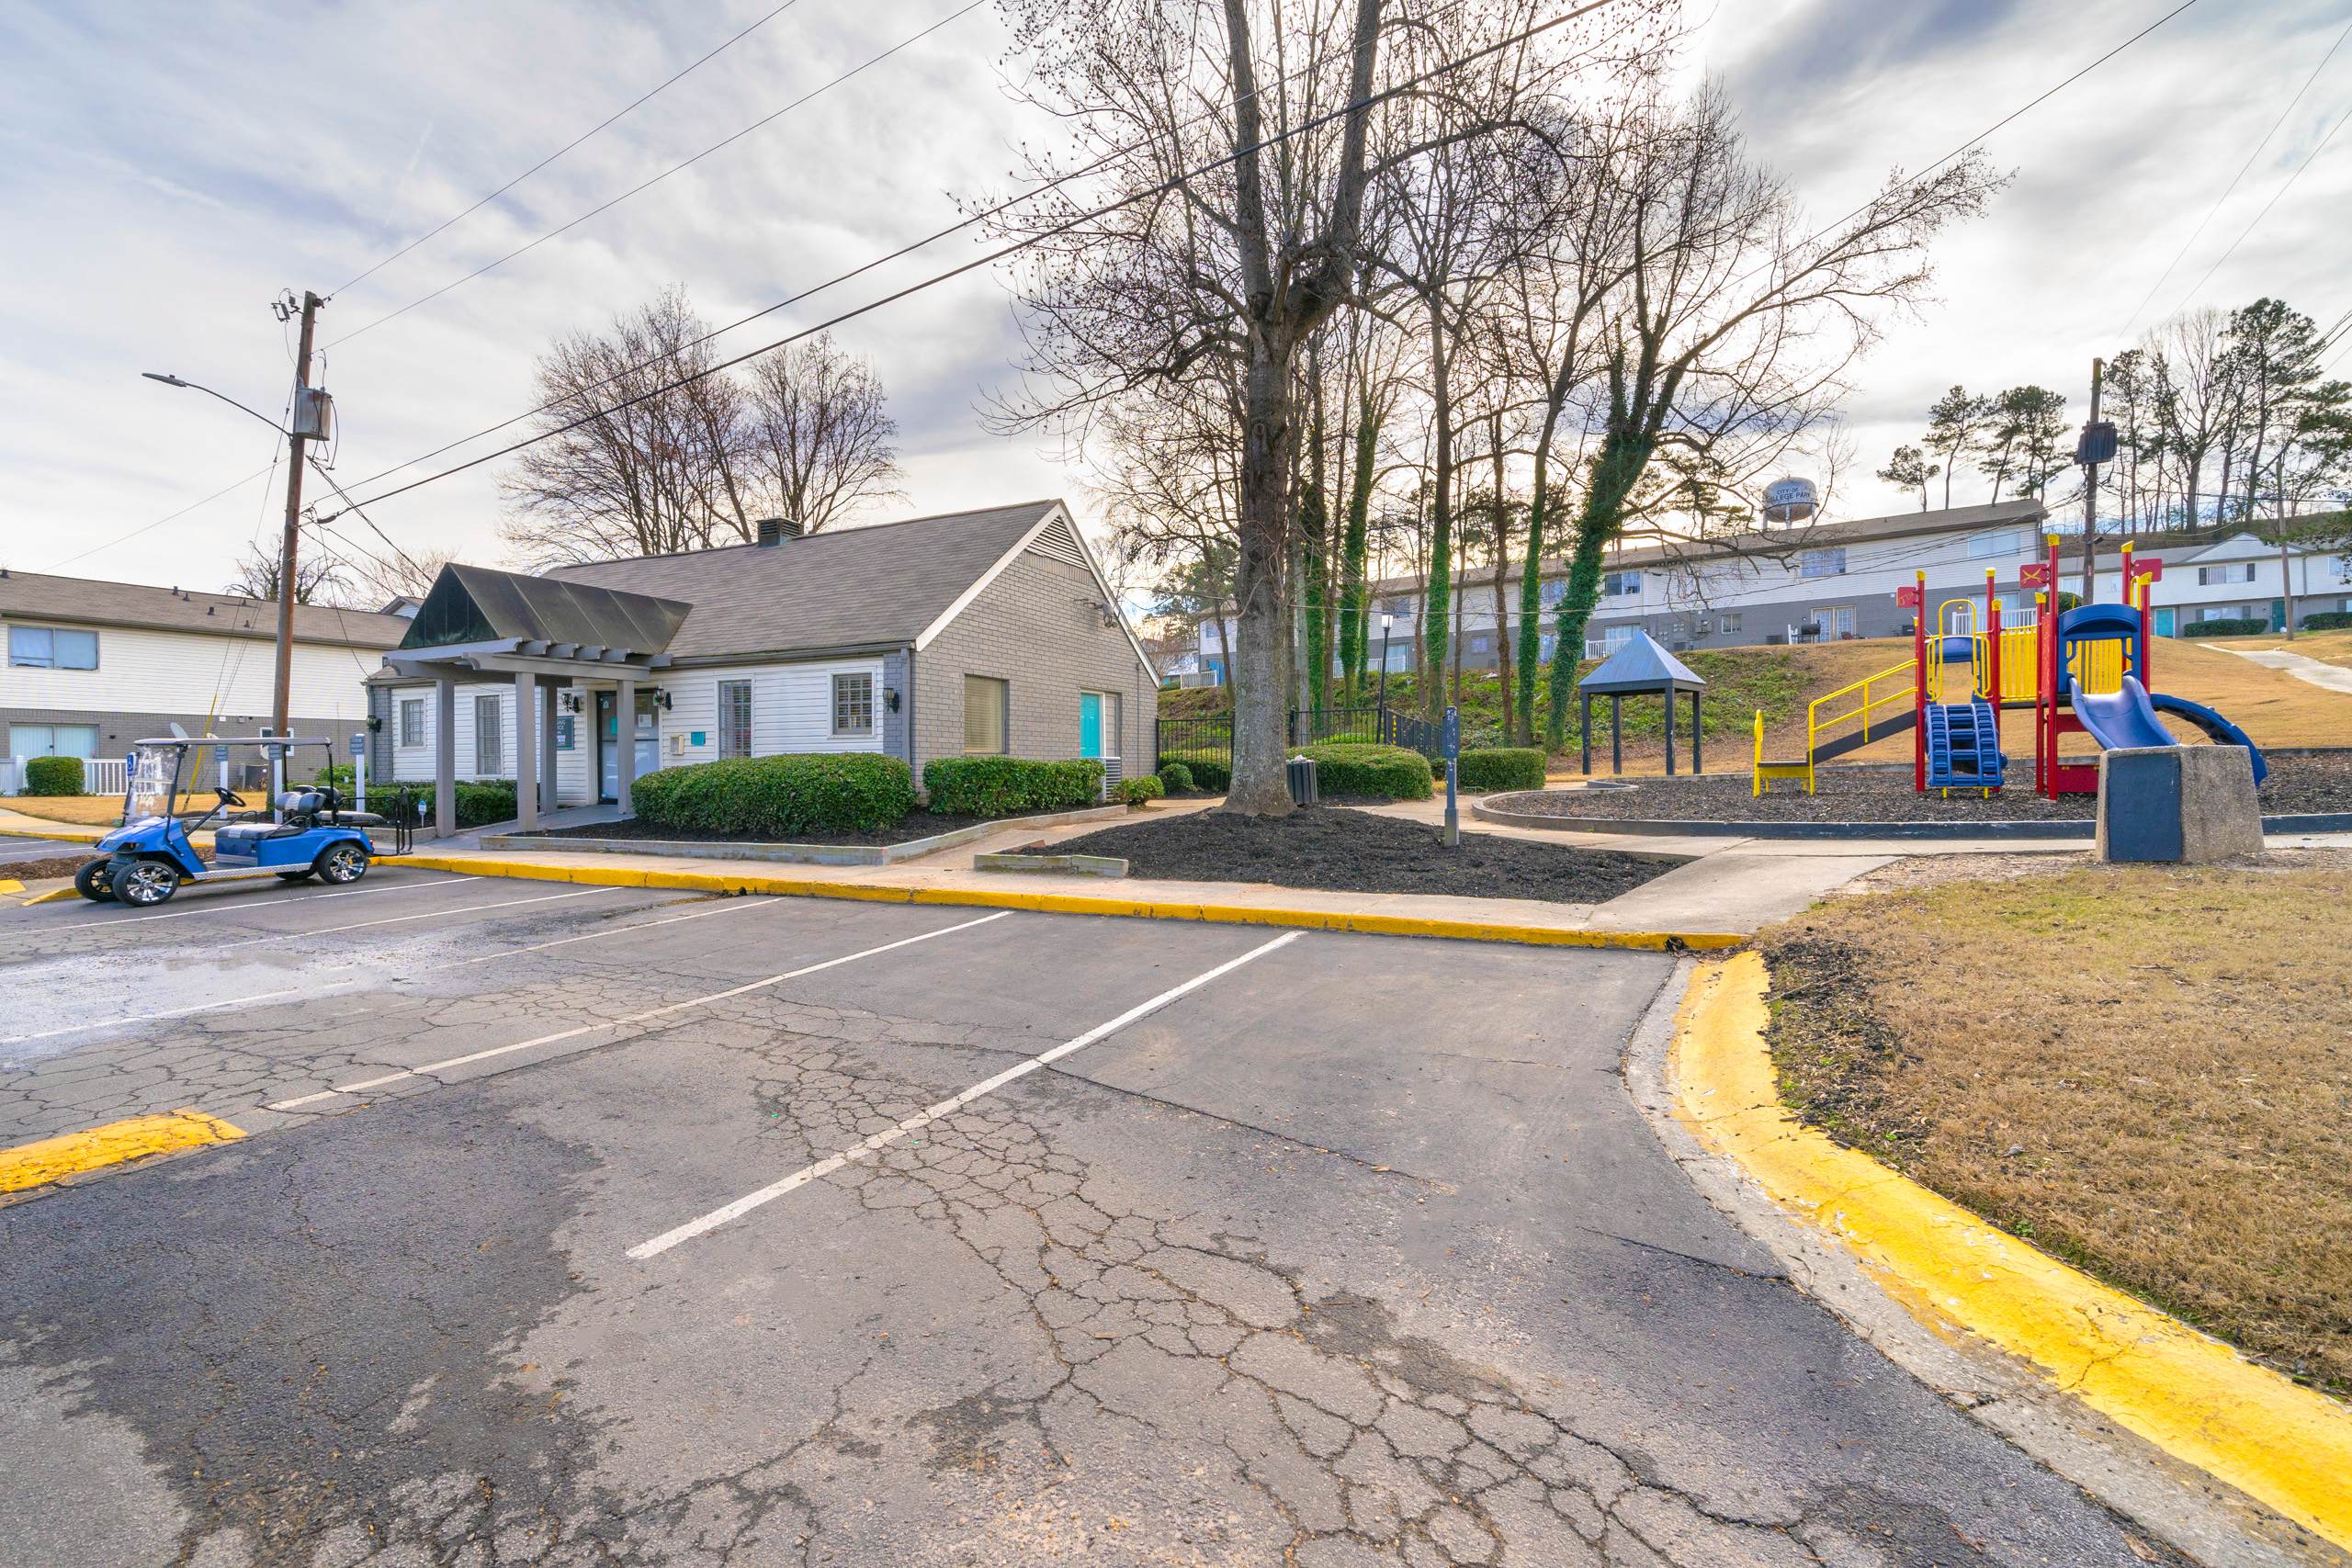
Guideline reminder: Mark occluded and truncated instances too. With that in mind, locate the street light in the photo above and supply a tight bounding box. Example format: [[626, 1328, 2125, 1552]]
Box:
[[1377, 612, 1395, 718], [141, 372, 291, 436]]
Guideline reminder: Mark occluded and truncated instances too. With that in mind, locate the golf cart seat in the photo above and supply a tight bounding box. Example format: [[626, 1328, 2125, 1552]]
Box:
[[214, 820, 307, 851]]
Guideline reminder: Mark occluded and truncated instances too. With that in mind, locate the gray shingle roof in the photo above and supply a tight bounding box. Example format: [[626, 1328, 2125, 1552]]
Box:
[[543, 501, 1060, 660], [0, 569, 412, 648], [400, 564, 690, 656], [1579, 630, 1704, 693]]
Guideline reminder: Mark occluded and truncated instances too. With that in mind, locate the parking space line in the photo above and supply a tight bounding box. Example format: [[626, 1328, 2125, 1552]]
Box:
[[53, 874, 472, 929], [203, 885, 620, 951], [268, 909, 1016, 1111], [627, 929, 1303, 1261], [1, 891, 781, 1049]]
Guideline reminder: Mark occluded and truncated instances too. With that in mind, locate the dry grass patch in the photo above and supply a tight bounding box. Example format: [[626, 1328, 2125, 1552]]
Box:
[[0, 793, 215, 827], [1757, 857, 2352, 1398]]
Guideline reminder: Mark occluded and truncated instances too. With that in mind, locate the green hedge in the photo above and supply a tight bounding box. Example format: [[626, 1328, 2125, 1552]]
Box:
[[2182, 616, 2270, 638], [21, 755, 85, 795], [633, 753, 915, 838], [2301, 610, 2352, 632], [1454, 747, 1546, 793], [1300, 742, 1432, 800], [1158, 749, 1229, 792], [1113, 774, 1164, 809], [1156, 761, 1195, 793], [379, 781, 521, 829], [922, 756, 1103, 818]]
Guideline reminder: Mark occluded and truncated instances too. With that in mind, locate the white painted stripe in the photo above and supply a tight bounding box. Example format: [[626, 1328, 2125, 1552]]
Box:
[[626, 930, 1302, 1261], [207, 886, 618, 951], [268, 909, 1015, 1111], [62, 875, 472, 929], [2, 892, 772, 1047]]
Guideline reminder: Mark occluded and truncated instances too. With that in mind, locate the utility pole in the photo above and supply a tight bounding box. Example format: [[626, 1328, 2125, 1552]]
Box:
[[272, 289, 324, 739], [2079, 356, 2103, 604]]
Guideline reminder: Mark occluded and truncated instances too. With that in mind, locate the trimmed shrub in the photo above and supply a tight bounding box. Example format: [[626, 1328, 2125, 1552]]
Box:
[[1113, 774, 1164, 810], [632, 753, 915, 839], [2183, 616, 2270, 638], [1159, 749, 1229, 792], [922, 755, 1104, 818], [21, 755, 85, 795], [2300, 610, 2352, 632], [378, 780, 520, 829], [1156, 761, 1195, 794], [1299, 742, 1432, 800], [1454, 747, 1546, 794]]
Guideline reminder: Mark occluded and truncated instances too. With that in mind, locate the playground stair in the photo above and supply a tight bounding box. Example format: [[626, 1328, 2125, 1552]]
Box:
[[1925, 697, 2005, 792]]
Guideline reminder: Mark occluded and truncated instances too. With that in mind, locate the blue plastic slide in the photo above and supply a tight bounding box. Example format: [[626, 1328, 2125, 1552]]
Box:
[[2068, 676, 2268, 784]]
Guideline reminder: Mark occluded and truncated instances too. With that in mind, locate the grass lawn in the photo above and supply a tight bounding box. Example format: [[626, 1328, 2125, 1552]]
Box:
[[1757, 856, 2352, 1400]]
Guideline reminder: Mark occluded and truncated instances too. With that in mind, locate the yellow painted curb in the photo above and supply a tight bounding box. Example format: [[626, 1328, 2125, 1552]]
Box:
[[0, 880, 21, 896], [1671, 953, 2352, 1551], [0, 1109, 245, 1196], [399, 852, 1742, 953], [24, 886, 81, 906], [0, 823, 106, 844]]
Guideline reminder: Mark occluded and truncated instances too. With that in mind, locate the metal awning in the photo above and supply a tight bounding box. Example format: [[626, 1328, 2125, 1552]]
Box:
[[382, 563, 690, 680]]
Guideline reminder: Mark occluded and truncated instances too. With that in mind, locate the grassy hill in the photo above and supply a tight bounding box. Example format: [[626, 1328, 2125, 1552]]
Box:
[[1162, 634, 2352, 777]]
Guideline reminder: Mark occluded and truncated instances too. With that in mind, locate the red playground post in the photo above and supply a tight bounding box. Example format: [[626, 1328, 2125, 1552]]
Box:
[[1898, 572, 1927, 793]]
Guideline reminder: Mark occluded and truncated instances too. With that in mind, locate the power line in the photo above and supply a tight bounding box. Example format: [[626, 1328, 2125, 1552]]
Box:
[[303, 456, 430, 585], [323, 0, 1630, 519], [2171, 96, 2352, 317], [2118, 16, 2348, 338], [325, 0, 987, 348], [48, 460, 280, 572], [330, 0, 1530, 499], [334, 0, 810, 297]]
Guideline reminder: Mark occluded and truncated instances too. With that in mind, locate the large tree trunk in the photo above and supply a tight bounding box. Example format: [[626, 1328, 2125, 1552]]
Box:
[[1519, 401, 1562, 747], [1548, 428, 1653, 739], [1488, 411, 1513, 742], [1421, 299, 1454, 717], [1227, 342, 1300, 815], [1336, 385, 1379, 699]]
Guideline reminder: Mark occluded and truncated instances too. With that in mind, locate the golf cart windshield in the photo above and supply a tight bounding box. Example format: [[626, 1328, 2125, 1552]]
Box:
[[125, 744, 184, 825]]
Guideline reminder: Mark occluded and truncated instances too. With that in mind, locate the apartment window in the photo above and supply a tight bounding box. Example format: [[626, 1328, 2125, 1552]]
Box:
[[399, 699, 424, 748], [1540, 578, 1567, 606], [1967, 530, 2024, 559], [1719, 611, 1743, 633], [718, 680, 754, 759], [6, 625, 98, 670], [475, 694, 502, 775], [1469, 633, 1491, 654], [8, 723, 98, 759], [1800, 547, 1847, 579], [831, 671, 874, 738], [963, 674, 1008, 753], [1384, 595, 1414, 616], [1601, 571, 1641, 598], [2198, 561, 2257, 586]]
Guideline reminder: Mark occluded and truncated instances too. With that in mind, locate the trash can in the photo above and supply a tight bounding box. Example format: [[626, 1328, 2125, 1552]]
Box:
[[1286, 754, 1319, 807]]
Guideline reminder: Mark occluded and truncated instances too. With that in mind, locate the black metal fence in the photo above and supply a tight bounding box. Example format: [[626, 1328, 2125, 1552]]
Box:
[[1153, 705, 1442, 771]]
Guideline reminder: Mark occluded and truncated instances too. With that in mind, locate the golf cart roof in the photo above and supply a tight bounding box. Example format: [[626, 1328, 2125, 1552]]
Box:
[[131, 736, 334, 750]]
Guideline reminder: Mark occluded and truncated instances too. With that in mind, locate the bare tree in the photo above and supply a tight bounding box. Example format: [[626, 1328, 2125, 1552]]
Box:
[[740, 333, 905, 533], [344, 546, 458, 604], [224, 540, 349, 605]]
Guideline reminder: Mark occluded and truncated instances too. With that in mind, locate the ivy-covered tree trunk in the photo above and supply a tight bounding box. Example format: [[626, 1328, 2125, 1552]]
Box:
[[1513, 411, 1560, 748], [1301, 477, 1331, 722], [1545, 428, 1654, 746], [1421, 299, 1454, 717], [1336, 387, 1379, 698]]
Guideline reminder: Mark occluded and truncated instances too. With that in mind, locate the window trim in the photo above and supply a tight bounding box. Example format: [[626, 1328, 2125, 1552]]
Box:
[[717, 678, 754, 760], [8, 722, 100, 759], [831, 671, 876, 739], [398, 698, 424, 749], [474, 693, 503, 776], [6, 624, 100, 671], [1799, 547, 1847, 580], [962, 674, 1010, 755]]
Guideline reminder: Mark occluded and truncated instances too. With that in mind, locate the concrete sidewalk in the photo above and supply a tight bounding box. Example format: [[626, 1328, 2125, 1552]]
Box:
[[2226, 644, 2352, 696]]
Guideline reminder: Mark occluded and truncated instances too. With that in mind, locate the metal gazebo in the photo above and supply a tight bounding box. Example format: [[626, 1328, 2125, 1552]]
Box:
[[1577, 631, 1707, 776]]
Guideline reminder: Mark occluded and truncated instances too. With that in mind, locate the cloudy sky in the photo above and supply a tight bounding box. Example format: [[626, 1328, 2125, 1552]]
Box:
[[2, 0, 2344, 597]]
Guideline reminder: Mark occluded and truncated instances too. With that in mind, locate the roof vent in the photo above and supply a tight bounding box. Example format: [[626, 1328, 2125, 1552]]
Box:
[[754, 517, 802, 547]]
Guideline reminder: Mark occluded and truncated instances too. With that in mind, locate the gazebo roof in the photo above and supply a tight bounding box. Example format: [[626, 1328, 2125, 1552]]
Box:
[[1577, 630, 1705, 694], [381, 563, 690, 680]]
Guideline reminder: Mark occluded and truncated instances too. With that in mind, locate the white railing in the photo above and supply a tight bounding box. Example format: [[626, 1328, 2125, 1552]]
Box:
[[85, 756, 129, 795]]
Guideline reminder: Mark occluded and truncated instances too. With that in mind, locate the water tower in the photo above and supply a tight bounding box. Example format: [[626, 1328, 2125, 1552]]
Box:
[[1761, 477, 1818, 527]]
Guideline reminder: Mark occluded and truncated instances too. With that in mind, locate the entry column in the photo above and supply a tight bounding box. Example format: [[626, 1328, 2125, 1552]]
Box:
[[615, 677, 637, 816], [540, 680, 560, 814], [434, 674, 457, 837], [514, 671, 538, 832]]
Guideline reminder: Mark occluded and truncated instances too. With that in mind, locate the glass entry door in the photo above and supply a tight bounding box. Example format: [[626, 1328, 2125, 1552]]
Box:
[[596, 690, 660, 802]]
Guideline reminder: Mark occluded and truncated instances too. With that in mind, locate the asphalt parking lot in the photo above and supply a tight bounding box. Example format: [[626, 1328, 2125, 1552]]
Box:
[[0, 867, 2170, 1566]]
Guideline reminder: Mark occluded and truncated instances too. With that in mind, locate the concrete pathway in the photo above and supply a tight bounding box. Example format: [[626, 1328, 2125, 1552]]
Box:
[[2225, 644, 2352, 695]]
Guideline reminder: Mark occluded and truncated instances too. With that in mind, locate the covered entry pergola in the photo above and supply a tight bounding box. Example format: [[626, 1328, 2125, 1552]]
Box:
[[381, 565, 690, 836]]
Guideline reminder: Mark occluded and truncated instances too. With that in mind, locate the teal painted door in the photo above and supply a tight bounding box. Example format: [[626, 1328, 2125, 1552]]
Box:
[[2154, 606, 2176, 637], [1079, 693, 1103, 759]]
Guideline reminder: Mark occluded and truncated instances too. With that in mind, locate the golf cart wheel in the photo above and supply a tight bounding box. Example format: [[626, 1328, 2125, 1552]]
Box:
[[74, 858, 118, 902], [109, 858, 182, 908], [315, 843, 370, 885]]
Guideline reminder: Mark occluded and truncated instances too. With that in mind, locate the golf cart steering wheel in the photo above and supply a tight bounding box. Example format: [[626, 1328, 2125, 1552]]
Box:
[[216, 785, 248, 808]]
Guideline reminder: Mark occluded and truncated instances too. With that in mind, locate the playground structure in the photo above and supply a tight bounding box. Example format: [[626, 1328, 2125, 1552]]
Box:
[[1753, 536, 2265, 798]]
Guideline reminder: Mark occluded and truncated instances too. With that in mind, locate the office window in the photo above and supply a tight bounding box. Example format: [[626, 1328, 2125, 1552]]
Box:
[[718, 680, 754, 758], [8, 723, 98, 759], [963, 675, 1008, 753], [6, 625, 98, 670], [1800, 547, 1846, 578], [831, 671, 875, 738], [2198, 561, 2256, 586], [399, 699, 424, 748], [1968, 530, 2024, 559], [475, 694, 502, 775]]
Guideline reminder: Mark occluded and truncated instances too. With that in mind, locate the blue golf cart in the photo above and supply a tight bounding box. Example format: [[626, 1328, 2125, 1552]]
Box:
[[74, 735, 411, 908]]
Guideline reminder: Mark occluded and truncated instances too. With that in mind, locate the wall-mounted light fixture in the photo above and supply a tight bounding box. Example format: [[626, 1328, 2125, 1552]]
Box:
[[558, 690, 583, 715], [884, 687, 901, 714], [652, 688, 673, 713]]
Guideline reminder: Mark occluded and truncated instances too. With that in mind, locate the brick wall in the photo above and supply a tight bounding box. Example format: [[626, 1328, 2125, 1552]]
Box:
[[912, 549, 1157, 783]]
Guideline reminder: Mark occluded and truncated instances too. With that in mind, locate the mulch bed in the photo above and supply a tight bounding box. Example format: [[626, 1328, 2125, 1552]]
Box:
[[1487, 752, 2352, 824], [524, 809, 1035, 848], [1046, 805, 1680, 904], [0, 854, 91, 882]]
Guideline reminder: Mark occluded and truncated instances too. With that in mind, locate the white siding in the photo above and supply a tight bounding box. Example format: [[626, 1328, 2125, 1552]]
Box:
[[0, 620, 377, 723]]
